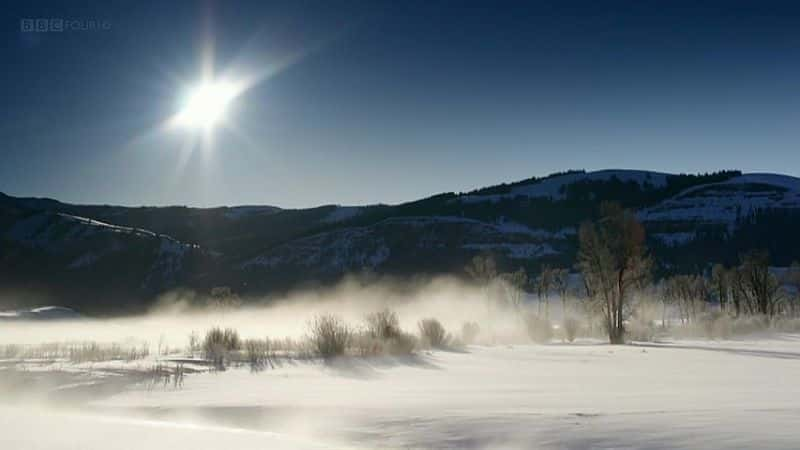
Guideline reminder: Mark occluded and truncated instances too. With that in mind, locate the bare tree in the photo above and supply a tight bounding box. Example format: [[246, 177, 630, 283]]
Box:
[[466, 254, 498, 339], [535, 267, 553, 318], [501, 267, 528, 314], [711, 264, 730, 314], [730, 267, 745, 317], [666, 277, 688, 324], [658, 279, 676, 328], [737, 250, 782, 317], [577, 202, 651, 344], [667, 275, 709, 324], [785, 261, 800, 317], [551, 268, 569, 320], [467, 254, 497, 294]]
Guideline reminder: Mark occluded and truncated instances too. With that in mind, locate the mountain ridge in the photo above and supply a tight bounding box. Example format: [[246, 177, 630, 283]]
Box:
[[2, 169, 799, 314]]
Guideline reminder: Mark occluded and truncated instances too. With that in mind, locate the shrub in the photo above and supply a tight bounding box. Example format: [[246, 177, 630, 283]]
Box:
[[0, 344, 22, 359], [700, 311, 732, 340], [627, 316, 656, 342], [187, 331, 200, 356], [203, 327, 241, 368], [354, 331, 418, 357], [524, 314, 553, 344], [268, 337, 313, 359], [385, 331, 417, 355], [713, 315, 733, 339], [308, 314, 351, 359], [562, 317, 580, 343], [418, 318, 449, 348], [461, 321, 481, 345], [731, 315, 770, 336], [351, 332, 381, 357], [771, 317, 800, 333], [146, 363, 185, 390], [365, 309, 401, 340], [244, 338, 271, 371], [358, 308, 417, 356]]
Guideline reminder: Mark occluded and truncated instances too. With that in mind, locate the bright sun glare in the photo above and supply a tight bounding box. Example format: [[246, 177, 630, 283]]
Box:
[[174, 81, 239, 129]]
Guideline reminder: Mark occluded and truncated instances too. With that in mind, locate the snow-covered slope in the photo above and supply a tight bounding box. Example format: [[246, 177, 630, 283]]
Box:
[[4, 212, 197, 276], [239, 215, 569, 276], [640, 173, 800, 231], [319, 205, 364, 223], [1, 211, 202, 297], [0, 306, 81, 321], [7, 212, 161, 245]]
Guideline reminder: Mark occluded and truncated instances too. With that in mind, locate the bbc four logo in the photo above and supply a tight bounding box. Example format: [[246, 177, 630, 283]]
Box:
[[20, 18, 111, 32]]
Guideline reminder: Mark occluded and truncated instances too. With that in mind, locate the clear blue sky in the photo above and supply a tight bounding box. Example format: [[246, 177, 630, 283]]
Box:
[[2, 0, 800, 208]]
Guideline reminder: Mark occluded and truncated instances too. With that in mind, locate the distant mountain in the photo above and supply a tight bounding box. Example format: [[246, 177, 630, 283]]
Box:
[[3, 169, 800, 314]]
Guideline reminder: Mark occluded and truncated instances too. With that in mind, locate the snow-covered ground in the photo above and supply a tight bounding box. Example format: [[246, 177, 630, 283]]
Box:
[[3, 336, 800, 449]]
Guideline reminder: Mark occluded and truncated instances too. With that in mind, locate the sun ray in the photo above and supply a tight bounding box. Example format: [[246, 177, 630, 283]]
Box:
[[131, 9, 354, 175]]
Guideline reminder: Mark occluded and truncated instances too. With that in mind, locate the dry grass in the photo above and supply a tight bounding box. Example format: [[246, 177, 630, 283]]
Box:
[[0, 341, 150, 363]]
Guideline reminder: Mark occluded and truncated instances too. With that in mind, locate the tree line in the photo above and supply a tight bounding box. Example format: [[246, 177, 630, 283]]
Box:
[[467, 201, 800, 345]]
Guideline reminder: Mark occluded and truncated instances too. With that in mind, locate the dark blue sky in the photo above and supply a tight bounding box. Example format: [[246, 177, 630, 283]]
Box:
[[2, 1, 800, 207]]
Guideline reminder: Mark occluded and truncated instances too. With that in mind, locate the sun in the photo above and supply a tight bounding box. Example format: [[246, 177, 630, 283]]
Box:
[[174, 81, 240, 129]]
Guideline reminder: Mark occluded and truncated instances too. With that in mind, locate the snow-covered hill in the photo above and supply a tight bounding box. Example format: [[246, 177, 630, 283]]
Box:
[[239, 216, 567, 277], [4, 212, 197, 279], [2, 169, 800, 312], [0, 209, 205, 310], [640, 173, 800, 230]]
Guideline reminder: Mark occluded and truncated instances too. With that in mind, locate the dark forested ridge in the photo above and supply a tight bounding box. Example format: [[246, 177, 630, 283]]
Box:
[[2, 169, 798, 314]]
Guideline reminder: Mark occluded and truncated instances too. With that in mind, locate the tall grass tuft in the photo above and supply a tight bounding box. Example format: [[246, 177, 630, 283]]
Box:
[[524, 314, 553, 344], [203, 327, 241, 369], [308, 314, 351, 359], [418, 318, 449, 348]]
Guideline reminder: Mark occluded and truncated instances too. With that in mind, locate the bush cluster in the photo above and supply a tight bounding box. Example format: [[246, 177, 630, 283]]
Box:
[[308, 314, 352, 359], [359, 309, 417, 356], [524, 314, 553, 344], [461, 321, 481, 344], [244, 338, 272, 370], [418, 318, 449, 348], [203, 327, 241, 368], [562, 317, 580, 343]]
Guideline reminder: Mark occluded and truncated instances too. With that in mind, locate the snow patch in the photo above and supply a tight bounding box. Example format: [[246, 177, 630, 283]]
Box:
[[0, 306, 81, 321], [640, 173, 800, 230], [493, 218, 574, 239], [320, 206, 362, 223]]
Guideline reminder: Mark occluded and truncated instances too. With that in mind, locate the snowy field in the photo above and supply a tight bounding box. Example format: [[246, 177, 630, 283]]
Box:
[[3, 336, 800, 449]]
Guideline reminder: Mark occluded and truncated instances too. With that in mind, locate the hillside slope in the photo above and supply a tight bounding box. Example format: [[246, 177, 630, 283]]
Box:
[[2, 169, 799, 313]]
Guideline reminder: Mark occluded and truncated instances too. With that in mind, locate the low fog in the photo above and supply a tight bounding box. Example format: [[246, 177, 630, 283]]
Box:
[[0, 275, 526, 350]]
